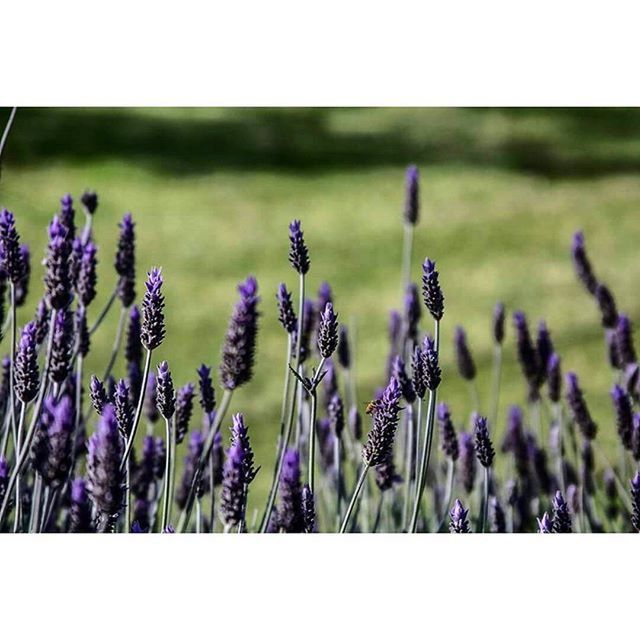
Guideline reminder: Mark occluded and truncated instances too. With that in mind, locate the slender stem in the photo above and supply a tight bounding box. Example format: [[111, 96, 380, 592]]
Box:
[[12, 400, 26, 532], [0, 310, 57, 528], [335, 436, 342, 531], [436, 459, 455, 532], [402, 403, 415, 530], [259, 335, 293, 532], [196, 499, 202, 533], [553, 402, 566, 496], [81, 212, 93, 245], [339, 463, 370, 533], [409, 385, 438, 533], [481, 467, 490, 533], [160, 416, 172, 531], [177, 389, 233, 532], [124, 458, 131, 532], [120, 348, 152, 471], [490, 344, 502, 431], [308, 391, 318, 493], [39, 485, 51, 532], [0, 107, 17, 161], [29, 474, 43, 533], [168, 414, 176, 525], [8, 284, 17, 465], [89, 288, 117, 336], [469, 380, 480, 414], [102, 306, 128, 382], [69, 354, 83, 478], [401, 223, 414, 293]]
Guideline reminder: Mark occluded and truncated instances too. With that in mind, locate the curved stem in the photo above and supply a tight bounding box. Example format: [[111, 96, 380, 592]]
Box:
[[89, 288, 117, 336], [335, 436, 342, 531], [0, 107, 17, 161], [8, 284, 17, 466], [102, 306, 128, 382], [160, 416, 173, 531], [339, 463, 369, 533]]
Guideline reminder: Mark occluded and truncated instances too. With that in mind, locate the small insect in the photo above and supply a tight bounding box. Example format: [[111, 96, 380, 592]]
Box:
[[365, 400, 379, 415]]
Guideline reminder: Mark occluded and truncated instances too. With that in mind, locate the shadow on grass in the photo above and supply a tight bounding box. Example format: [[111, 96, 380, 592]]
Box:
[[2, 107, 640, 177]]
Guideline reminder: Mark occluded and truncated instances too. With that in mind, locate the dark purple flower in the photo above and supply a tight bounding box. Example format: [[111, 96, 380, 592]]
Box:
[[175, 383, 195, 445], [571, 231, 598, 295], [374, 453, 402, 492], [404, 283, 422, 343], [115, 212, 136, 307], [337, 325, 350, 369], [388, 309, 402, 348], [595, 283, 618, 329], [493, 302, 505, 344], [551, 490, 572, 533], [14, 243, 30, 306], [33, 299, 50, 346], [114, 379, 134, 438], [454, 326, 476, 381], [489, 496, 506, 533], [140, 268, 165, 351], [277, 448, 305, 533], [156, 361, 176, 420], [219, 441, 247, 528], [459, 432, 477, 493], [502, 406, 529, 477], [581, 440, 595, 495], [605, 329, 621, 369], [513, 311, 542, 400], [197, 364, 216, 416], [437, 403, 459, 461], [604, 468, 618, 521], [322, 359, 338, 407], [298, 298, 315, 364], [537, 512, 553, 533], [422, 335, 441, 391], [0, 209, 26, 283], [302, 483, 315, 533], [276, 283, 297, 334], [70, 237, 83, 287], [328, 393, 345, 439], [411, 344, 427, 400], [143, 372, 159, 424], [615, 314, 636, 368], [87, 404, 125, 520], [611, 384, 633, 450], [211, 430, 224, 487], [362, 377, 402, 467], [44, 216, 72, 310], [632, 415, 640, 462], [69, 477, 93, 533], [230, 413, 257, 484], [536, 320, 554, 376], [317, 302, 338, 359], [39, 395, 75, 488], [75, 306, 90, 358], [49, 309, 72, 384], [80, 190, 99, 215], [288, 219, 310, 275], [59, 193, 76, 238], [89, 375, 107, 415], [125, 305, 142, 368], [565, 372, 597, 440], [219, 276, 260, 390], [631, 472, 640, 532], [392, 356, 416, 404], [75, 240, 97, 307], [403, 164, 420, 225], [474, 415, 494, 468], [317, 281, 333, 318], [421, 258, 444, 321], [15, 321, 39, 403], [349, 407, 362, 441], [449, 498, 470, 533], [547, 353, 562, 403]]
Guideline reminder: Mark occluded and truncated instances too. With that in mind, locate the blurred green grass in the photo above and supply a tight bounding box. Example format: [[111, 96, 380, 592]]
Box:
[[1, 107, 639, 516]]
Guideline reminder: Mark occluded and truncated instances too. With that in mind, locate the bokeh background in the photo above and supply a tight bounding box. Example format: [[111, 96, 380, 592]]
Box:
[[1, 107, 639, 515]]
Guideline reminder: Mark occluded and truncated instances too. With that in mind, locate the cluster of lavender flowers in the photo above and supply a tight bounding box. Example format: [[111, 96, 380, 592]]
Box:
[[0, 167, 639, 535]]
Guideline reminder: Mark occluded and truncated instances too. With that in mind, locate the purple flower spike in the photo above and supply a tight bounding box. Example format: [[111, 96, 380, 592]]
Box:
[[15, 321, 39, 403], [33, 299, 50, 346], [220, 276, 260, 391], [421, 258, 444, 321], [513, 311, 543, 400], [317, 302, 339, 359], [490, 497, 506, 533], [565, 372, 597, 440], [536, 321, 554, 377], [175, 431, 207, 510], [337, 325, 350, 369], [547, 353, 562, 404], [0, 209, 26, 283], [392, 356, 416, 404], [197, 364, 216, 416], [220, 441, 247, 528], [611, 385, 633, 450], [411, 345, 427, 400], [454, 326, 476, 381], [87, 404, 125, 522], [328, 393, 345, 439], [14, 243, 30, 306], [115, 212, 136, 307], [595, 283, 618, 329], [362, 377, 402, 467], [571, 231, 598, 295], [317, 281, 333, 318], [537, 512, 553, 533], [140, 267, 165, 351], [125, 305, 142, 367], [175, 383, 195, 445], [551, 490, 572, 533], [114, 379, 134, 438], [404, 283, 422, 344], [403, 164, 420, 226], [459, 432, 477, 493], [288, 219, 310, 275], [631, 415, 640, 462], [80, 190, 99, 215], [49, 309, 72, 384], [438, 403, 459, 461], [59, 193, 76, 238], [449, 498, 471, 533], [302, 483, 315, 533], [615, 314, 637, 368], [37, 394, 75, 489], [493, 302, 505, 345], [89, 375, 107, 415], [374, 453, 402, 492], [44, 215, 72, 310], [276, 283, 297, 334], [349, 407, 362, 441], [230, 413, 257, 484], [631, 472, 640, 532], [69, 478, 93, 533], [277, 448, 305, 533], [422, 335, 441, 391], [75, 306, 90, 358], [474, 415, 494, 468], [156, 361, 176, 420]]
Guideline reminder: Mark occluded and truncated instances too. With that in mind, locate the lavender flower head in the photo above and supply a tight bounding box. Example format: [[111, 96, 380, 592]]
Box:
[[317, 281, 333, 317], [69, 478, 93, 533], [362, 377, 402, 467], [411, 344, 427, 400], [302, 483, 315, 533], [631, 472, 640, 532], [49, 309, 72, 383], [44, 216, 72, 310], [337, 325, 350, 369], [537, 512, 553, 533], [197, 364, 216, 416], [595, 283, 618, 329], [459, 432, 477, 493], [15, 243, 30, 306], [615, 314, 637, 368], [156, 361, 176, 420], [175, 431, 206, 509], [438, 403, 459, 461], [611, 384, 633, 450], [392, 356, 416, 404], [474, 415, 494, 468], [421, 335, 441, 391], [114, 379, 134, 438], [230, 413, 257, 484], [349, 406, 362, 441], [277, 448, 305, 533], [59, 193, 76, 238], [276, 283, 297, 334], [219, 441, 247, 528], [454, 326, 476, 381], [33, 299, 50, 346], [75, 306, 90, 358], [404, 283, 421, 343], [632, 415, 640, 462], [513, 311, 542, 399], [403, 164, 420, 226], [317, 302, 338, 359], [0, 209, 26, 283], [115, 212, 136, 307], [38, 395, 75, 488], [80, 189, 99, 215], [288, 219, 310, 275], [551, 490, 572, 533], [547, 352, 562, 404], [421, 258, 444, 321], [15, 321, 39, 403], [493, 302, 505, 345], [571, 231, 598, 295], [536, 320, 554, 375], [490, 496, 506, 533], [87, 404, 125, 520], [175, 383, 195, 445], [328, 393, 345, 439], [565, 372, 597, 440], [140, 267, 165, 351], [220, 276, 260, 390], [374, 454, 402, 492], [449, 498, 471, 533], [90, 375, 108, 415]]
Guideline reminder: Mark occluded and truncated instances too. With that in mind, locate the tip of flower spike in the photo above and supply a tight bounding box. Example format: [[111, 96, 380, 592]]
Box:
[[538, 512, 552, 533], [632, 472, 640, 491], [512, 310, 527, 328], [451, 498, 468, 520], [423, 258, 436, 274], [121, 212, 134, 229], [437, 402, 450, 421], [572, 230, 585, 251], [238, 275, 258, 298], [406, 164, 418, 181], [611, 384, 626, 402], [553, 490, 567, 510], [48, 215, 67, 240], [289, 219, 302, 233], [80, 190, 99, 214]]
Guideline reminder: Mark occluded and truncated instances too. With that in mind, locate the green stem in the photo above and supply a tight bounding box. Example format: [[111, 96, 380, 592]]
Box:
[[0, 107, 17, 161], [339, 463, 370, 533], [89, 287, 118, 336], [401, 223, 414, 293], [196, 499, 202, 533], [490, 344, 502, 431], [335, 435, 342, 531], [481, 467, 490, 533], [160, 416, 173, 531], [402, 402, 415, 530], [308, 390, 318, 493], [12, 400, 26, 532], [102, 305, 128, 382], [29, 474, 43, 533]]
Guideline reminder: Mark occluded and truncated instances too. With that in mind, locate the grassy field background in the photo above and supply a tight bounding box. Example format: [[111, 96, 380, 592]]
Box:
[[1, 107, 639, 516]]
